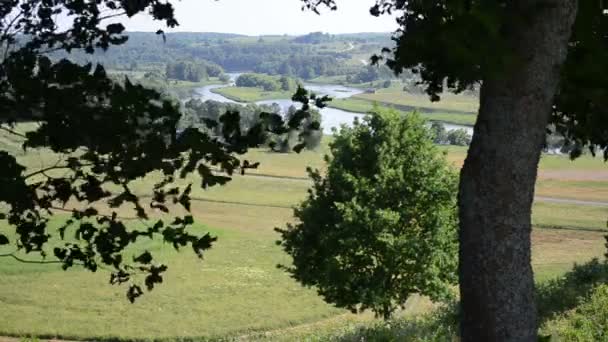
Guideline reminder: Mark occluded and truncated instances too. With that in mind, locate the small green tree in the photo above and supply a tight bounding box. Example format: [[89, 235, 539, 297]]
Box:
[[430, 122, 448, 145], [447, 129, 472, 146], [277, 110, 459, 319]]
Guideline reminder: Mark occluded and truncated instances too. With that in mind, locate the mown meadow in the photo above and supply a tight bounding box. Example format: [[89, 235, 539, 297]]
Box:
[[1, 123, 607, 340]]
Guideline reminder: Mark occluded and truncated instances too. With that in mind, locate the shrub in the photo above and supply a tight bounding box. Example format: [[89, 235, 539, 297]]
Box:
[[537, 258, 608, 324], [551, 284, 608, 341]]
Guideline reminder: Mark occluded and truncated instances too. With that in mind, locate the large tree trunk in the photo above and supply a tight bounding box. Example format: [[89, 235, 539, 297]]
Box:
[[458, 1, 577, 341]]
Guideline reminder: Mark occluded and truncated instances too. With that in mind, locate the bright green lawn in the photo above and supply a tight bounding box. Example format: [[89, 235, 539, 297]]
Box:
[[211, 86, 293, 102], [532, 202, 608, 231]]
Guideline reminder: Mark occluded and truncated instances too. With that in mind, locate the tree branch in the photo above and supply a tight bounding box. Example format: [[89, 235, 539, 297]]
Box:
[[0, 251, 64, 265], [98, 11, 127, 22], [0, 250, 112, 272], [24, 162, 94, 179], [48, 205, 140, 221], [0, 125, 27, 138]]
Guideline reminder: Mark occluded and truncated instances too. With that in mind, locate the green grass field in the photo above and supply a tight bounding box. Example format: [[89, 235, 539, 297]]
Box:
[[0, 212, 348, 340], [328, 98, 478, 125], [1, 128, 607, 340], [211, 86, 293, 102], [352, 88, 479, 114]]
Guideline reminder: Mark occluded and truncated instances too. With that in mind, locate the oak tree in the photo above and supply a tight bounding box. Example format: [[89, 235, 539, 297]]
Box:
[[304, 0, 607, 340]]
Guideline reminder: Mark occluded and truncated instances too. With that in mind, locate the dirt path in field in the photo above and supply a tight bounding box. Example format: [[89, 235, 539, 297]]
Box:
[[535, 196, 608, 207], [231, 173, 608, 208], [538, 170, 608, 181]]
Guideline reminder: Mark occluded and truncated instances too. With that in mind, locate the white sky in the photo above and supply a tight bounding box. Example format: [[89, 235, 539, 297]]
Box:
[[120, 0, 398, 35]]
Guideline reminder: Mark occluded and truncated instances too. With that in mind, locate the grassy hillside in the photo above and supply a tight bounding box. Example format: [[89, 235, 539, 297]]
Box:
[[1, 128, 607, 340]]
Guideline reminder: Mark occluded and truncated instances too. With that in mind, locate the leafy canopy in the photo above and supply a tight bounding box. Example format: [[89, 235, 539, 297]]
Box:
[[0, 0, 324, 302], [304, 0, 608, 159], [277, 110, 459, 319]]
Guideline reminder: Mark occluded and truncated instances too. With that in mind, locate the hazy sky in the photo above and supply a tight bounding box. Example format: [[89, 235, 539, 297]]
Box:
[[121, 0, 398, 35]]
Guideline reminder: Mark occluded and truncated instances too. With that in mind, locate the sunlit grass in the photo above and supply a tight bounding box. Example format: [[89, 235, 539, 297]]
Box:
[[328, 98, 478, 125], [211, 86, 293, 102], [0, 213, 347, 341], [353, 89, 479, 114], [1, 124, 607, 340]]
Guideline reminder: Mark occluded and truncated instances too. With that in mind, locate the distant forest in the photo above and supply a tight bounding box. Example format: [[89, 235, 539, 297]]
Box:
[[55, 32, 394, 80]]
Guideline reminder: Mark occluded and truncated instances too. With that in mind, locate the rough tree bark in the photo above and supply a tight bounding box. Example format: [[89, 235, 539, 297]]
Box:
[[458, 1, 578, 341]]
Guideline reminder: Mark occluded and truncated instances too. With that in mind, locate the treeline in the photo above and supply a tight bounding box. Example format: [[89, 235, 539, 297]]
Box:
[[346, 64, 395, 84], [293, 32, 334, 44], [254, 55, 357, 79], [181, 99, 322, 152], [430, 122, 472, 146], [165, 60, 224, 82], [52, 32, 383, 80], [235, 73, 298, 91]]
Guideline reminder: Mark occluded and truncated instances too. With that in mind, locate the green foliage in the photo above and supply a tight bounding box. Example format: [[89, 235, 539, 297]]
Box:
[[550, 2, 608, 160], [536, 258, 608, 324], [236, 73, 298, 92], [236, 73, 280, 91], [306, 0, 608, 158], [447, 128, 472, 146], [165, 60, 224, 82], [277, 109, 459, 318], [0, 1, 324, 301], [279, 75, 297, 91], [346, 64, 393, 84], [219, 73, 231, 83], [51, 30, 369, 79], [551, 284, 608, 341], [183, 99, 283, 136], [430, 122, 448, 145]]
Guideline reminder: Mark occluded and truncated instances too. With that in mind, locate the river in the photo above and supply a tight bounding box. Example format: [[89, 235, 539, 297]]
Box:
[[193, 73, 474, 136]]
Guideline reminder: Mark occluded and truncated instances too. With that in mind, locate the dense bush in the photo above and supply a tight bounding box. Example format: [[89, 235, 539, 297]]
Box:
[[550, 284, 608, 341], [537, 258, 608, 324], [277, 110, 459, 318]]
